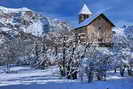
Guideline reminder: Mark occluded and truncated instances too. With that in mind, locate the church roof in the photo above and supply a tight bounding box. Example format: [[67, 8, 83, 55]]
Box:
[[79, 4, 92, 15], [75, 12, 115, 29]]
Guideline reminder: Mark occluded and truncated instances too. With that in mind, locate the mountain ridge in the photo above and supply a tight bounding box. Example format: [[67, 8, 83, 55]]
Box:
[[0, 6, 72, 37]]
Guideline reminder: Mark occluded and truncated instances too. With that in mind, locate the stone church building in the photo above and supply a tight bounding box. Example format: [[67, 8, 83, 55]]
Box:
[[74, 4, 115, 46]]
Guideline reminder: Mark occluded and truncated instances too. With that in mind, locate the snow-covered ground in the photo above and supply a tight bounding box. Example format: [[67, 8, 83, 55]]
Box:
[[0, 66, 133, 89]]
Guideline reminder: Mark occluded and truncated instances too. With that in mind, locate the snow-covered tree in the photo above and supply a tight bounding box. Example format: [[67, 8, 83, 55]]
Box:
[[111, 27, 133, 76]]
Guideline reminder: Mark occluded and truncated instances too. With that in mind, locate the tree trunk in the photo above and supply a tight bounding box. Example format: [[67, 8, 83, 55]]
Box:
[[85, 67, 94, 83], [128, 67, 133, 76], [120, 67, 125, 77], [114, 68, 117, 73], [6, 63, 10, 73]]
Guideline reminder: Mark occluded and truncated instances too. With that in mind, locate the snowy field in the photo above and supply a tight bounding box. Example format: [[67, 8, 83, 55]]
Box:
[[0, 66, 133, 89]]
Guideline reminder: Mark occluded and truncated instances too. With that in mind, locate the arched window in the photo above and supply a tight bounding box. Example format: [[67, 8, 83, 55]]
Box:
[[98, 26, 102, 30]]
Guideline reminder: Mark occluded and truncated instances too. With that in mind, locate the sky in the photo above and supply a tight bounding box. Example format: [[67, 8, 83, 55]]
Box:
[[0, 0, 132, 27]]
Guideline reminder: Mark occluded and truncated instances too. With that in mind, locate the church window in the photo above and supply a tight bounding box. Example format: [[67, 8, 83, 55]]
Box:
[[99, 26, 102, 30], [98, 17, 101, 20], [98, 38, 103, 42]]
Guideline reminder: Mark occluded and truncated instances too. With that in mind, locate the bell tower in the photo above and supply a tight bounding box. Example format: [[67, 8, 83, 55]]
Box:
[[79, 4, 92, 23]]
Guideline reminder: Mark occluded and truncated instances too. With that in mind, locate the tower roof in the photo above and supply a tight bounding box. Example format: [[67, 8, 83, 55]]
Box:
[[75, 12, 115, 29], [79, 4, 92, 15]]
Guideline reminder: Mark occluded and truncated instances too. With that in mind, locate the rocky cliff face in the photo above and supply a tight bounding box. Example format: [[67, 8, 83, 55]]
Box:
[[0, 6, 72, 37], [124, 25, 133, 39]]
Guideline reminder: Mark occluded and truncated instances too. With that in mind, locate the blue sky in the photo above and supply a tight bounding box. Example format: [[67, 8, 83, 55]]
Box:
[[0, 0, 132, 27]]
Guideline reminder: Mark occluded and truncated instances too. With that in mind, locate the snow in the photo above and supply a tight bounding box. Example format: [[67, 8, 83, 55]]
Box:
[[75, 12, 104, 29], [126, 25, 133, 30], [75, 10, 114, 29], [124, 25, 133, 39], [0, 66, 133, 89], [79, 4, 92, 15], [46, 17, 72, 32], [0, 66, 61, 86], [122, 59, 129, 64], [0, 27, 11, 32], [0, 6, 71, 36], [24, 20, 44, 37], [0, 6, 31, 13], [112, 27, 125, 36]]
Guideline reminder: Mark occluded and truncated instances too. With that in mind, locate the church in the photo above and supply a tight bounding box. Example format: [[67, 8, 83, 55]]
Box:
[[74, 4, 115, 46]]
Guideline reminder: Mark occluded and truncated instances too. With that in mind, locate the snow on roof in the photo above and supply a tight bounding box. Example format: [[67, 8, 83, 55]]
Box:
[[75, 11, 115, 29], [75, 12, 102, 29], [0, 6, 31, 13], [79, 4, 92, 15]]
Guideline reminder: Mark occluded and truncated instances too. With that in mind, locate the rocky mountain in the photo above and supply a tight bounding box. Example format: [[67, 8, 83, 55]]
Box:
[[124, 25, 133, 39], [0, 6, 72, 37]]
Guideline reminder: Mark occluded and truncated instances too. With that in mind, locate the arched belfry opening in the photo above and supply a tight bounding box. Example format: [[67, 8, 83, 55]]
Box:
[[79, 4, 92, 23]]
